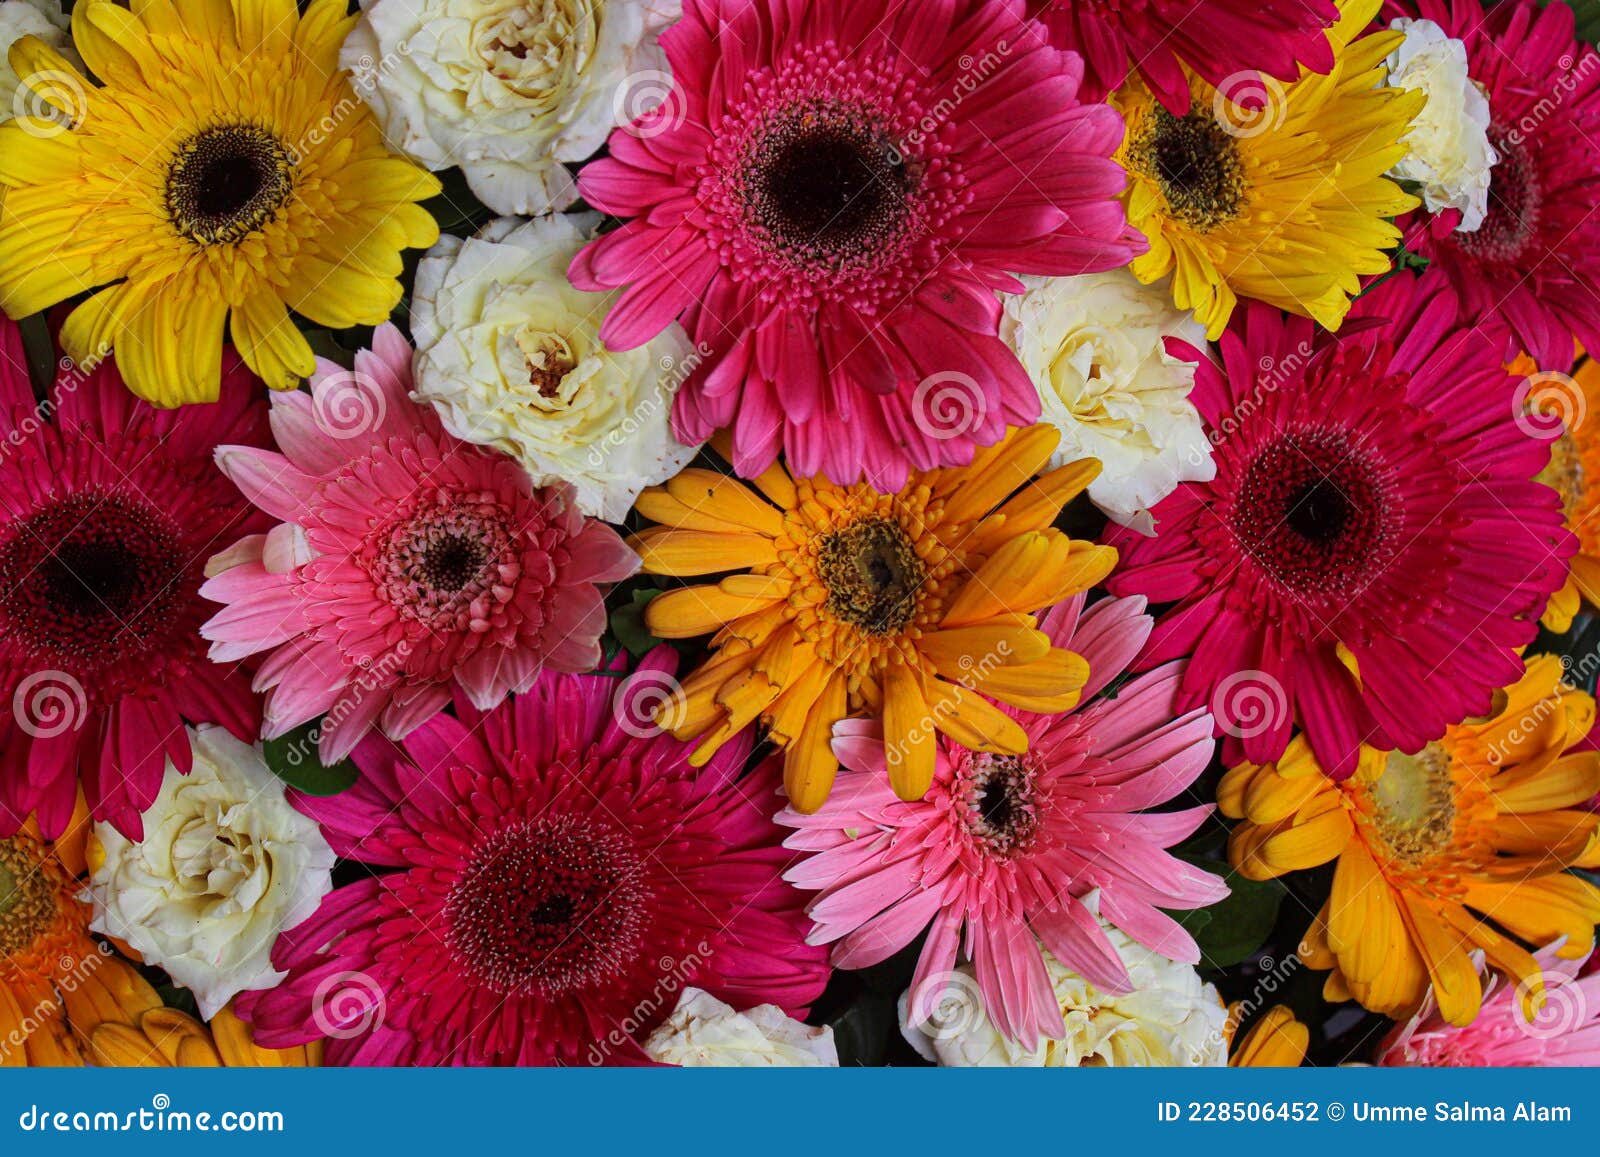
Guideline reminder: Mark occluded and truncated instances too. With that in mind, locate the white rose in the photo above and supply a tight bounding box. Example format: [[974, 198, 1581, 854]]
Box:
[[341, 0, 679, 215], [902, 929, 1229, 1067], [84, 726, 336, 1020], [642, 988, 838, 1067], [411, 212, 700, 521], [1384, 18, 1499, 232], [0, 0, 79, 123], [998, 270, 1215, 536]]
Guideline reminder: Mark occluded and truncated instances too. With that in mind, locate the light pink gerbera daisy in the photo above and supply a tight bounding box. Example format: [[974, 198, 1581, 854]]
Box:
[[235, 648, 830, 1066], [1394, 0, 1600, 369], [1376, 945, 1600, 1066], [1029, 0, 1339, 112], [780, 593, 1226, 1049], [0, 317, 269, 839], [200, 324, 637, 763], [1105, 268, 1573, 780], [568, 0, 1146, 490]]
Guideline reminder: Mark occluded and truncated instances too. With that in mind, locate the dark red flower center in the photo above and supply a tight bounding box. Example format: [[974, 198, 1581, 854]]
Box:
[[957, 752, 1040, 858], [371, 497, 517, 626], [0, 490, 191, 681], [1229, 429, 1397, 602], [1450, 132, 1539, 264], [444, 815, 647, 997]]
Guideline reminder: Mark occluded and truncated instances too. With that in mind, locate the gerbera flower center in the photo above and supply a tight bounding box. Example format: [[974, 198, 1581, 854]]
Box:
[[817, 517, 925, 635], [0, 838, 56, 958], [165, 123, 295, 247], [1452, 134, 1539, 264], [444, 815, 646, 997], [958, 753, 1040, 857], [1364, 745, 1457, 866], [373, 498, 516, 624], [1230, 430, 1395, 600], [750, 117, 913, 258], [0, 491, 189, 672], [1130, 106, 1246, 232]]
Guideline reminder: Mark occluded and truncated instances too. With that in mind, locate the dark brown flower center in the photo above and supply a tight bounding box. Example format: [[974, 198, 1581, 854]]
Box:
[[373, 498, 516, 624], [1133, 106, 1246, 232], [959, 753, 1039, 858], [166, 123, 295, 246], [817, 517, 924, 634]]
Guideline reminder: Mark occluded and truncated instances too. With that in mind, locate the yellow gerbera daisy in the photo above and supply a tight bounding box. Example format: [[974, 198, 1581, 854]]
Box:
[[1112, 0, 1421, 338], [1229, 1005, 1308, 1067], [1531, 350, 1600, 632], [1, 816, 161, 1066], [1220, 654, 1600, 1027], [87, 1001, 320, 1067], [0, 0, 440, 404], [632, 425, 1117, 812]]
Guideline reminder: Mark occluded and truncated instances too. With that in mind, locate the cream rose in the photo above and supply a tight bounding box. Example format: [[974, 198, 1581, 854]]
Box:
[[1385, 18, 1499, 232], [642, 988, 838, 1067], [411, 212, 700, 521], [902, 928, 1229, 1067], [998, 270, 1214, 535], [341, 0, 679, 215], [0, 0, 78, 124], [85, 726, 336, 1020]]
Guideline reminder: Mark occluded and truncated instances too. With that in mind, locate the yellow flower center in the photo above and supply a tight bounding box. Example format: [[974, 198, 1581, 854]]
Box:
[[1367, 745, 1457, 865], [1538, 427, 1600, 556], [1128, 105, 1246, 233], [0, 838, 57, 959], [816, 517, 925, 635], [165, 123, 296, 247]]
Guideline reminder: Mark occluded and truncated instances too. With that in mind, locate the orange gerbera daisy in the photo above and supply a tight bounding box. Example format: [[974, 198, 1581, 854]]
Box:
[[632, 425, 1117, 811], [1530, 350, 1600, 631], [1221, 653, 1600, 1027], [86, 1001, 320, 1068], [0, 801, 162, 1066], [1229, 1005, 1308, 1067]]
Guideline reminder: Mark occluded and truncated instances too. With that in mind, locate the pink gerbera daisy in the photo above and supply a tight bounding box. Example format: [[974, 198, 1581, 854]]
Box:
[[1395, 0, 1600, 369], [1106, 268, 1573, 780], [201, 324, 637, 764], [0, 317, 268, 839], [235, 649, 830, 1066], [1377, 945, 1600, 1066], [568, 0, 1145, 490], [1029, 0, 1339, 112], [780, 593, 1226, 1049]]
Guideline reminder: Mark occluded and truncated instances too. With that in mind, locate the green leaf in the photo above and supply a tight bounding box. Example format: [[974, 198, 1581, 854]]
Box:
[[610, 588, 665, 658], [1171, 853, 1287, 969], [1557, 0, 1600, 45], [262, 722, 359, 796]]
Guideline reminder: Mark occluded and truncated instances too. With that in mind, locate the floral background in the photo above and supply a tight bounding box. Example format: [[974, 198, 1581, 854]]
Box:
[[0, 0, 1597, 1069]]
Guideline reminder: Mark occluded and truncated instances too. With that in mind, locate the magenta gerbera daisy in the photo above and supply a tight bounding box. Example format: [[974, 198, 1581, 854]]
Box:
[[780, 593, 1225, 1049], [568, 0, 1146, 489], [1029, 0, 1339, 112], [1395, 0, 1600, 369], [200, 324, 637, 764], [1105, 268, 1573, 781], [235, 649, 830, 1066], [0, 318, 269, 839]]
